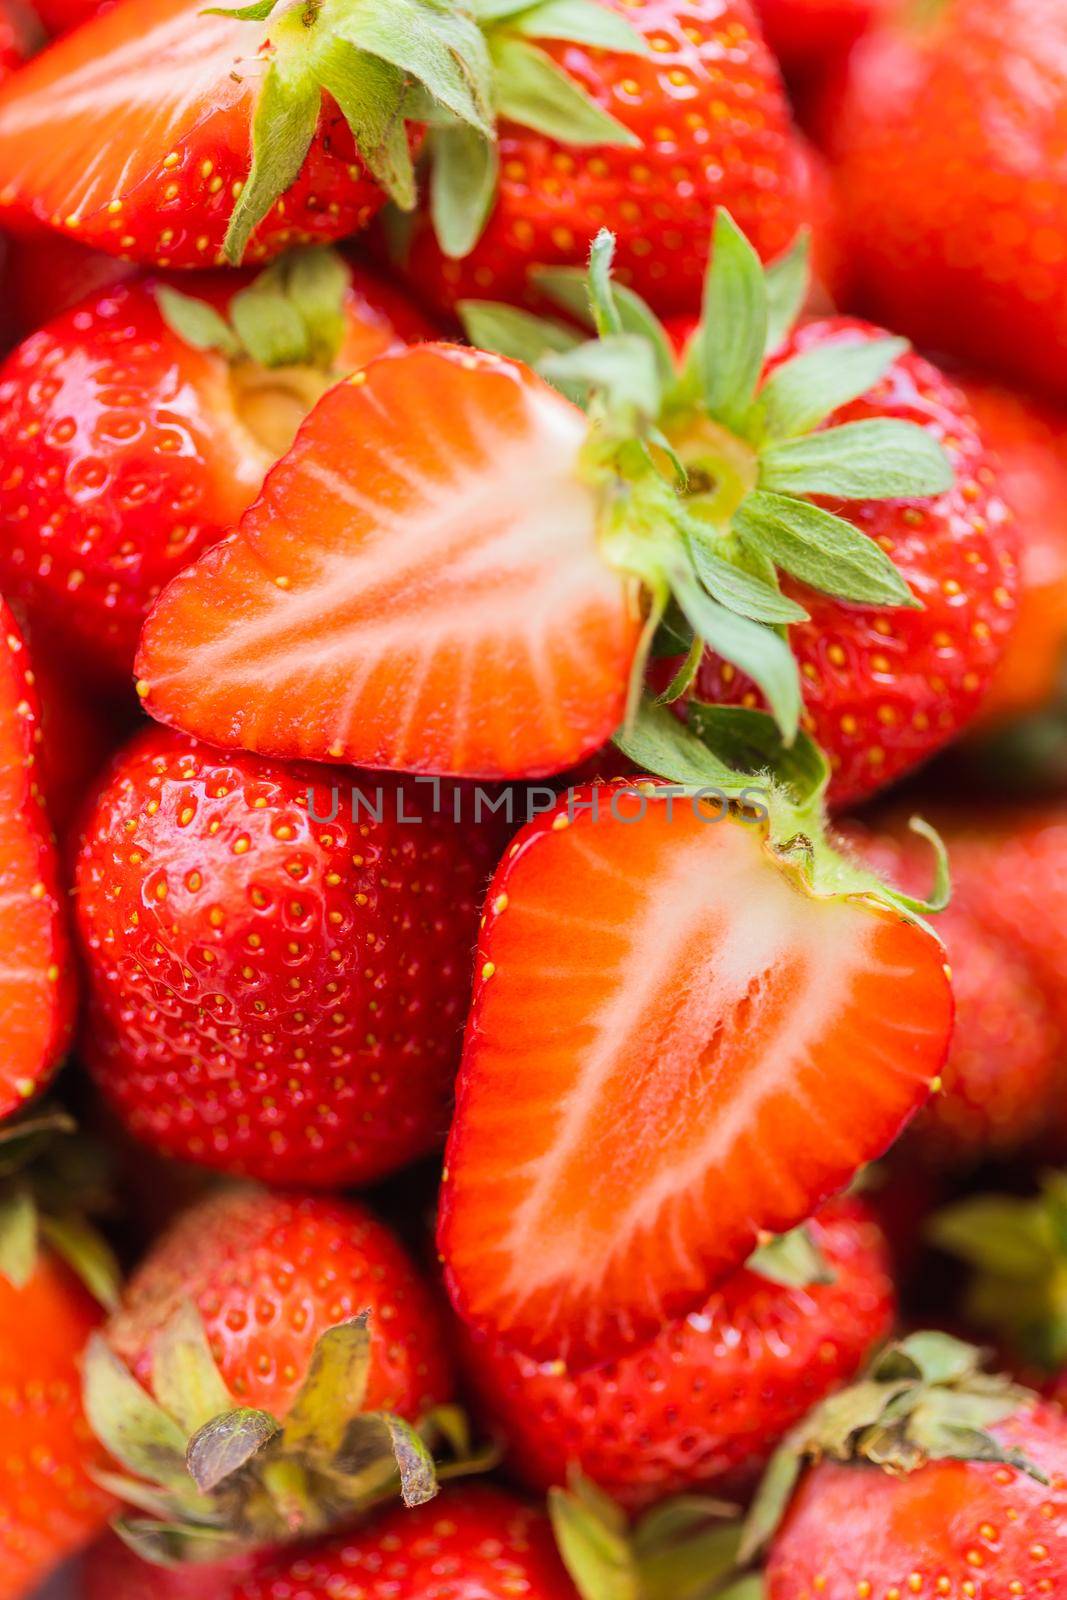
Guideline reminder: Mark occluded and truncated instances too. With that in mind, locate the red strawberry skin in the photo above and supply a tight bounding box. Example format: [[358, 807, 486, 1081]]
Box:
[[754, 0, 892, 74], [398, 0, 814, 317], [0, 0, 35, 87], [2, 232, 136, 335], [766, 1400, 1067, 1600], [105, 1188, 453, 1419], [688, 320, 1019, 807], [32, 0, 110, 33], [957, 376, 1067, 728], [0, 1251, 113, 1600], [0, 267, 431, 686], [457, 1196, 895, 1510], [826, 0, 1067, 400], [440, 780, 952, 1368], [0, 0, 409, 268], [72, 726, 509, 1187], [846, 822, 1062, 1163], [83, 1486, 580, 1600], [0, 599, 75, 1118]]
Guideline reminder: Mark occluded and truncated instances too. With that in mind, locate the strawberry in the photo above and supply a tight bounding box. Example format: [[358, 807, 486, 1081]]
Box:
[[957, 376, 1067, 729], [685, 317, 1018, 806], [438, 738, 953, 1367], [2, 231, 135, 335], [827, 0, 1067, 400], [753, 0, 894, 75], [0, 598, 75, 1119], [746, 1335, 1067, 1600], [83, 1486, 582, 1600], [0, 248, 433, 689], [0, 0, 666, 274], [72, 724, 509, 1187], [87, 1186, 459, 1562], [391, 0, 816, 319], [135, 214, 1001, 798], [0, 1112, 121, 1599], [845, 821, 1063, 1163], [455, 1197, 895, 1509]]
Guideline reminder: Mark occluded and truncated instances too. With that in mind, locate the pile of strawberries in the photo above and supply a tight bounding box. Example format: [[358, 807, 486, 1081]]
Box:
[[4, 0, 1067, 1596]]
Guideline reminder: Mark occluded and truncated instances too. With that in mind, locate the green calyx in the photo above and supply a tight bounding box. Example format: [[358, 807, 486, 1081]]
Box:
[[747, 1223, 834, 1290], [0, 1108, 120, 1311], [460, 209, 955, 749], [208, 0, 647, 263], [741, 1333, 1045, 1565], [84, 1304, 493, 1567], [551, 1471, 756, 1600], [614, 697, 951, 930], [929, 1173, 1067, 1375], [157, 245, 352, 371]]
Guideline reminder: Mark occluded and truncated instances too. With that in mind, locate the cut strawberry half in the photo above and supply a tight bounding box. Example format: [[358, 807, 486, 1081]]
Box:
[[439, 777, 952, 1367], [0, 600, 74, 1117], [136, 343, 642, 778]]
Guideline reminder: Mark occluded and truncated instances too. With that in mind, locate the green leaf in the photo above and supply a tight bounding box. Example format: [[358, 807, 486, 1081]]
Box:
[[38, 1212, 120, 1311], [151, 1301, 235, 1435], [459, 300, 583, 364], [928, 1197, 1054, 1278], [549, 1479, 638, 1600], [673, 566, 801, 741], [533, 263, 677, 388], [686, 532, 809, 625], [82, 1334, 192, 1491], [430, 123, 500, 259], [698, 209, 768, 432], [739, 1441, 802, 1562], [204, 0, 277, 17], [686, 703, 829, 806], [113, 1516, 236, 1569], [283, 1315, 374, 1462], [0, 1184, 36, 1288], [587, 228, 623, 336], [314, 49, 418, 214], [540, 333, 662, 420], [491, 35, 640, 146], [900, 817, 951, 916], [655, 633, 704, 704], [613, 698, 744, 790], [155, 287, 240, 358], [736, 490, 918, 609], [337, 1413, 439, 1507], [282, 245, 351, 368], [759, 419, 954, 502], [756, 336, 907, 441], [229, 282, 310, 367], [224, 54, 321, 265], [336, 0, 494, 137], [748, 1224, 835, 1289], [186, 1408, 280, 1494], [510, 0, 650, 53], [763, 229, 810, 355]]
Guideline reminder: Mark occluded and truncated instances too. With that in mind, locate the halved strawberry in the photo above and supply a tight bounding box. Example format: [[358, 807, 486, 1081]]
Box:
[[0, 599, 74, 1117], [438, 770, 953, 1367], [136, 343, 642, 778]]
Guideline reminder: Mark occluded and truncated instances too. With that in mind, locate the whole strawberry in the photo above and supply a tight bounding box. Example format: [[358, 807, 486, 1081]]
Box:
[[73, 726, 509, 1186], [0, 250, 431, 687], [135, 215, 1011, 804], [749, 1336, 1067, 1600], [86, 1187, 458, 1562], [395, 0, 816, 317], [83, 1486, 582, 1600], [0, 599, 75, 1119], [828, 0, 1067, 399], [457, 1197, 894, 1509], [687, 316, 1018, 806]]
